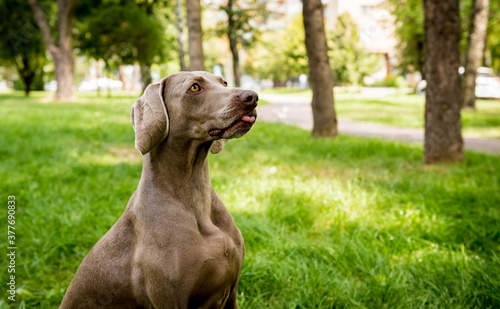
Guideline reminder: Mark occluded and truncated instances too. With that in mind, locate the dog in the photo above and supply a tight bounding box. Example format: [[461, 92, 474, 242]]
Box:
[[60, 71, 258, 308]]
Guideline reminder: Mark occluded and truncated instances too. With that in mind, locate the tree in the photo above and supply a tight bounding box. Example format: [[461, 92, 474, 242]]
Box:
[[28, 0, 78, 100], [175, 0, 187, 71], [388, 0, 500, 82], [77, 2, 169, 91], [0, 0, 47, 96], [244, 15, 308, 86], [186, 0, 205, 71], [218, 0, 266, 87], [302, 0, 337, 138], [463, 0, 489, 109], [246, 13, 379, 87], [423, 0, 464, 163], [226, 0, 239, 86], [327, 13, 381, 85]]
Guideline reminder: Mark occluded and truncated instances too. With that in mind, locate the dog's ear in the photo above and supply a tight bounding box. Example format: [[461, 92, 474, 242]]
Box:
[[210, 139, 227, 154], [130, 78, 169, 155]]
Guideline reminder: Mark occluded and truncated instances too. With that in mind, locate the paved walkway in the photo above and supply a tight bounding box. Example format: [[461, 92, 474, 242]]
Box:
[[258, 94, 500, 154]]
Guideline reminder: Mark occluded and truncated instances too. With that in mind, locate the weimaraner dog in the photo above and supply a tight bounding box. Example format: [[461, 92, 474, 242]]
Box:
[[60, 71, 258, 308]]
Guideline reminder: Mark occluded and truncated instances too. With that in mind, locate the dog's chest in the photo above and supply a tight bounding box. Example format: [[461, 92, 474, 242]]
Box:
[[131, 201, 244, 307], [181, 224, 244, 307], [199, 224, 243, 279]]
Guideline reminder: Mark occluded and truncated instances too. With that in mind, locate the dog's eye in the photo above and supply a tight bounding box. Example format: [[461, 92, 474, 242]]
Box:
[[223, 81, 228, 87], [189, 83, 201, 92]]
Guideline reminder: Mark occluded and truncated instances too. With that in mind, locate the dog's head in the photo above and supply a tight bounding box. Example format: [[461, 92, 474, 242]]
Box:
[[130, 71, 258, 155]]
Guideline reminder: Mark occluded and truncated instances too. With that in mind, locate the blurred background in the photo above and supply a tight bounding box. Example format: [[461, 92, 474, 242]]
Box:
[[1, 0, 499, 97]]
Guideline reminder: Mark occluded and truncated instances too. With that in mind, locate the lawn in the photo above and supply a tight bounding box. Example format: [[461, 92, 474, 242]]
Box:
[[261, 88, 500, 139], [1, 91, 499, 308]]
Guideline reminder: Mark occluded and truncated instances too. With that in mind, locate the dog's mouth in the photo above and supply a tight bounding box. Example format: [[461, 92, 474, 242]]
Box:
[[209, 113, 257, 138]]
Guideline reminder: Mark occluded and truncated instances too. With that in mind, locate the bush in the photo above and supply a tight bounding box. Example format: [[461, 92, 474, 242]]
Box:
[[369, 75, 409, 88]]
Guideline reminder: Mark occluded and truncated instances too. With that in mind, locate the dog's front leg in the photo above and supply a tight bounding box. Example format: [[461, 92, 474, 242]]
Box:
[[223, 283, 240, 309]]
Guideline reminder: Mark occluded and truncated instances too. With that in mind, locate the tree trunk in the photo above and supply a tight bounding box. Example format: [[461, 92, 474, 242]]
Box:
[[385, 53, 391, 78], [227, 0, 240, 87], [140, 64, 152, 93], [417, 39, 425, 79], [118, 65, 128, 90], [55, 0, 75, 100], [423, 0, 463, 163], [175, 0, 187, 71], [95, 60, 101, 97], [25, 78, 33, 96], [15, 54, 36, 96], [53, 50, 74, 100], [20, 68, 35, 96], [463, 0, 489, 109], [28, 0, 77, 100], [302, 0, 338, 138], [230, 44, 240, 87], [186, 0, 205, 71], [132, 64, 141, 91]]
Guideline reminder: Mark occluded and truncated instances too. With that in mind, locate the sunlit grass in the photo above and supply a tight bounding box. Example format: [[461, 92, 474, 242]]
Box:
[[0, 91, 499, 308]]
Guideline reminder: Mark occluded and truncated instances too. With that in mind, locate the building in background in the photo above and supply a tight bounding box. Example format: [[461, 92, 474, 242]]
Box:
[[327, 0, 396, 80]]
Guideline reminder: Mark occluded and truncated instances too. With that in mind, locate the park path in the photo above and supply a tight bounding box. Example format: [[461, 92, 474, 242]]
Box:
[[258, 93, 500, 155]]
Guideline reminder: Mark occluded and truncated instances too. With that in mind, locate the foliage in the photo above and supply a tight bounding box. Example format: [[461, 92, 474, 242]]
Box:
[[244, 15, 308, 84], [368, 75, 409, 88], [327, 13, 382, 85], [12, 73, 45, 91], [460, 0, 473, 54], [213, 0, 268, 85], [487, 0, 500, 73], [215, 0, 268, 51], [0, 91, 499, 307], [246, 13, 380, 86], [385, 0, 425, 76], [0, 0, 47, 95], [386, 0, 469, 75], [76, 2, 171, 69], [387, 0, 500, 75]]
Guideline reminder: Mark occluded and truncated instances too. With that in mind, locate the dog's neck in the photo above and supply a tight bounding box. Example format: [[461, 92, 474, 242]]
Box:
[[138, 138, 214, 218]]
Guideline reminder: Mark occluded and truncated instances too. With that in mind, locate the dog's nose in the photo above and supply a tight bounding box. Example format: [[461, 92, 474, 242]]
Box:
[[237, 90, 259, 108]]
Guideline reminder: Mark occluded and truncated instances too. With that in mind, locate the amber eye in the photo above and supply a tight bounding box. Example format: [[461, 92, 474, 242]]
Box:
[[190, 83, 201, 92], [223, 81, 228, 87]]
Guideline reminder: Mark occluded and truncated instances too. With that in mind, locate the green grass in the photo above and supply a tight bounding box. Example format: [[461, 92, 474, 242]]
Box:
[[1, 91, 499, 308], [260, 88, 500, 139]]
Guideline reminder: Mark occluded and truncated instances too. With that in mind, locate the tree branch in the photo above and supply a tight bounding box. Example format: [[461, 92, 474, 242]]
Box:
[[57, 0, 78, 50], [27, 0, 58, 54]]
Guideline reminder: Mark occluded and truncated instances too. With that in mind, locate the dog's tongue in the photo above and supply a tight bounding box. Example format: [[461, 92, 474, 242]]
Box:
[[242, 115, 256, 123]]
